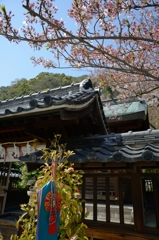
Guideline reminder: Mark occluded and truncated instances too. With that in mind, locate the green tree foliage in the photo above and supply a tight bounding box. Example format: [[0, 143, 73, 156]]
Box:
[[0, 233, 3, 240], [17, 164, 40, 190], [0, 73, 87, 100], [11, 135, 89, 240]]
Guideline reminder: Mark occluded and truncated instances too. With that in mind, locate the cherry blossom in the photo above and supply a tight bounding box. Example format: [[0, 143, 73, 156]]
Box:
[[0, 0, 159, 99]]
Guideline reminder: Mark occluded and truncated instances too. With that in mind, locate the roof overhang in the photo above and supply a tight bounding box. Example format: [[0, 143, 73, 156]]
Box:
[[18, 129, 159, 166], [0, 90, 109, 144]]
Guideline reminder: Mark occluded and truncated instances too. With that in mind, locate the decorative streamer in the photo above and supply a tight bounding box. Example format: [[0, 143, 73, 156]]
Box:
[[4, 147, 8, 163], [0, 144, 3, 153], [0, 139, 39, 146], [19, 146, 23, 157], [0, 145, 4, 160], [0, 140, 45, 163], [26, 142, 30, 155]]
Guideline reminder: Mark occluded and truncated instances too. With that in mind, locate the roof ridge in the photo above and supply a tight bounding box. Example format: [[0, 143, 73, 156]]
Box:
[[0, 83, 80, 107]]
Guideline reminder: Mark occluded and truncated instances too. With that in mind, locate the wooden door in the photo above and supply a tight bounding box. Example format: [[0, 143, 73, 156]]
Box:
[[0, 162, 12, 214]]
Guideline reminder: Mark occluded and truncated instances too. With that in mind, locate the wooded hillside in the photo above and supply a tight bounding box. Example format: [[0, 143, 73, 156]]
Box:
[[0, 72, 88, 100], [0, 72, 158, 129]]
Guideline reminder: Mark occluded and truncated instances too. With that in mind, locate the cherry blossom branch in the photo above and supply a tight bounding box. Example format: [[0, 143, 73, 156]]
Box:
[[0, 0, 159, 98]]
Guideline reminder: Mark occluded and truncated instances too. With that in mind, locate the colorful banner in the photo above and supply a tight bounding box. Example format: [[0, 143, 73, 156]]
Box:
[[37, 180, 61, 240]]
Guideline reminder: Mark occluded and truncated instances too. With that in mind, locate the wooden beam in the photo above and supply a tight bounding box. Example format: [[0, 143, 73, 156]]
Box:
[[0, 124, 24, 133], [60, 104, 94, 120], [94, 98, 108, 134], [84, 173, 132, 178], [0, 116, 80, 133], [24, 128, 48, 141], [74, 162, 129, 170], [0, 136, 35, 143], [85, 228, 159, 240], [31, 118, 80, 128], [108, 120, 143, 132], [136, 161, 157, 167]]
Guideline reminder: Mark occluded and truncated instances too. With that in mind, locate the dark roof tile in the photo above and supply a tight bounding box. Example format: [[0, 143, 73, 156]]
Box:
[[19, 129, 159, 164]]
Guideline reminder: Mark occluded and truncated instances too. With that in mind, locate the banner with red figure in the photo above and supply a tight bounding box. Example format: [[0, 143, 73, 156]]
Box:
[[37, 180, 61, 240]]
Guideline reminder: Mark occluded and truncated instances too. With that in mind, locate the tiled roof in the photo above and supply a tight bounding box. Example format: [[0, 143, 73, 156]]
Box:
[[121, 129, 159, 145], [67, 129, 159, 163], [103, 98, 147, 122], [0, 83, 90, 117], [19, 129, 159, 164], [0, 82, 147, 122], [67, 129, 159, 147], [0, 81, 109, 132], [69, 144, 159, 163], [1, 83, 80, 103], [0, 91, 97, 116]]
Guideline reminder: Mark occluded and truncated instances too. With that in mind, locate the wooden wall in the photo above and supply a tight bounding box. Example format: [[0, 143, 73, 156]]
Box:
[[80, 170, 159, 240]]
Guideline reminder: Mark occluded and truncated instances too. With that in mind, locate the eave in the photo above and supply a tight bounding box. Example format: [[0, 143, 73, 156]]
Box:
[[0, 86, 109, 144], [18, 129, 159, 167]]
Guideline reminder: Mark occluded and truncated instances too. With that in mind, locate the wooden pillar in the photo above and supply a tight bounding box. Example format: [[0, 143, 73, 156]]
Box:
[[114, 171, 119, 199], [132, 170, 145, 233], [0, 162, 12, 214], [93, 177, 97, 221], [82, 175, 85, 219], [152, 176, 159, 228], [118, 178, 124, 224], [105, 177, 110, 223]]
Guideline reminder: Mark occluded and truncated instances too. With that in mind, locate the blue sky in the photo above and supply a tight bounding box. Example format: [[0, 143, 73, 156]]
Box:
[[0, 0, 89, 87]]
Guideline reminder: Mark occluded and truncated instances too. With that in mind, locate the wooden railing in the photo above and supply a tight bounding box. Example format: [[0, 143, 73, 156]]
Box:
[[79, 171, 159, 238], [81, 172, 133, 225]]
